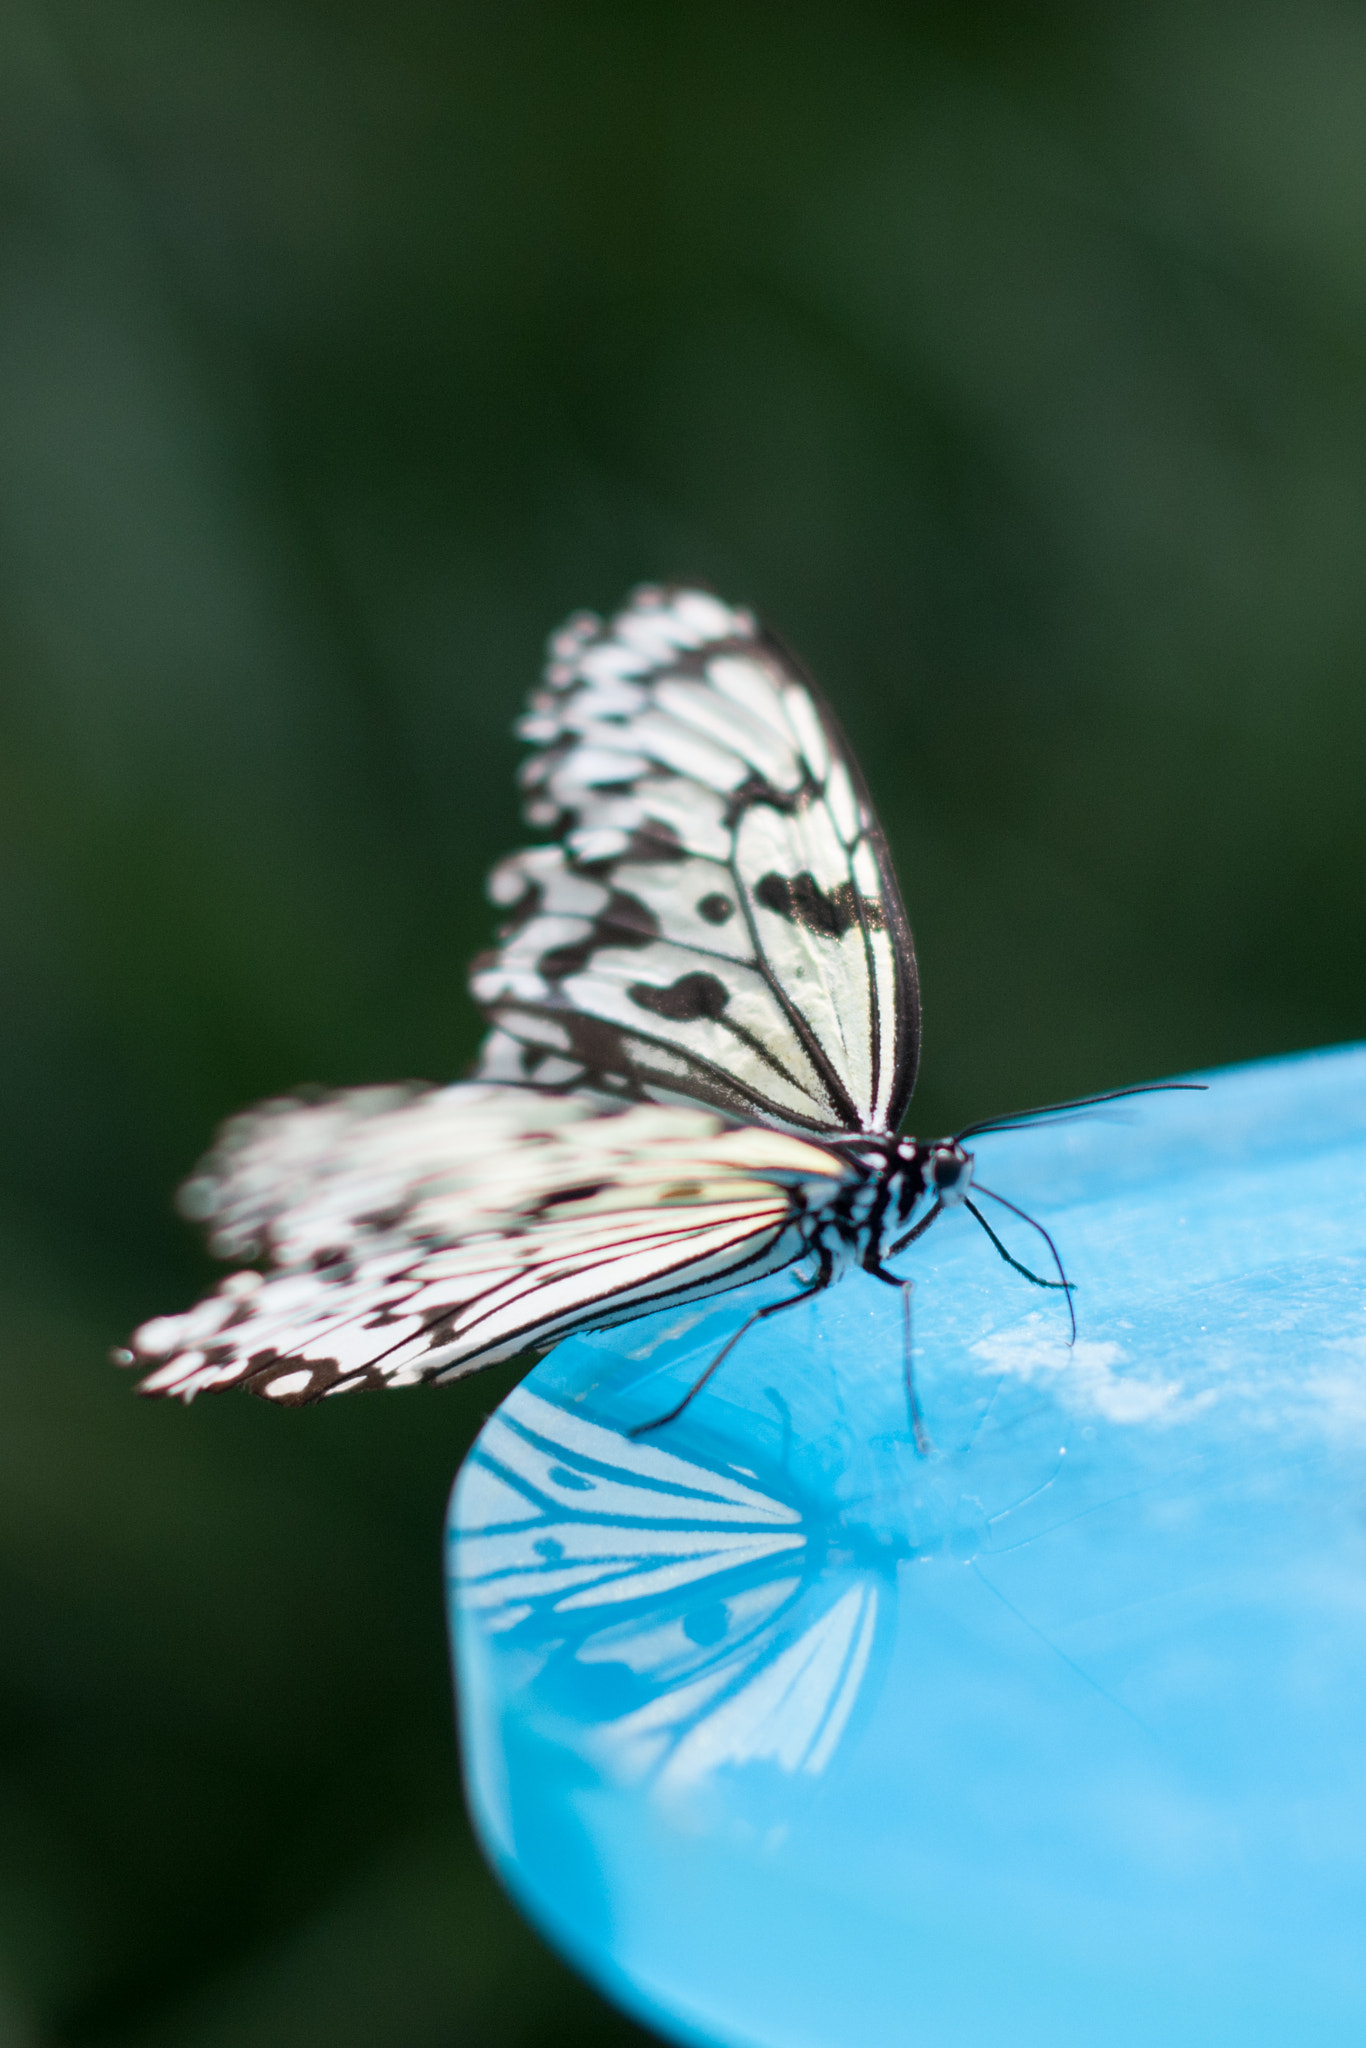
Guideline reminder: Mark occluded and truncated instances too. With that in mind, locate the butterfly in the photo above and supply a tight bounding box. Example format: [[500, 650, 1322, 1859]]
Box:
[[117, 584, 1191, 1433]]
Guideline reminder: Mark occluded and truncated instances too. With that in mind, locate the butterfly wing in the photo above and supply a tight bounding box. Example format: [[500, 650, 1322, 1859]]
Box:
[[471, 586, 919, 1137], [122, 1084, 849, 1404]]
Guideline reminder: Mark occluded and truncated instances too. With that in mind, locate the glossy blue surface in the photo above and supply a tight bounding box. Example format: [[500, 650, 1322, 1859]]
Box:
[[447, 1047, 1366, 2048]]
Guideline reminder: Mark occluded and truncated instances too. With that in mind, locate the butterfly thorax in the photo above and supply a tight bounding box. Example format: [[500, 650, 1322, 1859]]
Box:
[[813, 1132, 974, 1271]]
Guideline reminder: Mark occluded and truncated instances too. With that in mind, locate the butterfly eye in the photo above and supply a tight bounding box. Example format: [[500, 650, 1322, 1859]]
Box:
[[932, 1145, 972, 1201]]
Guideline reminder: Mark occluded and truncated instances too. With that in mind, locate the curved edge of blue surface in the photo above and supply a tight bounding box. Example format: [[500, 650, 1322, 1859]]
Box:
[[447, 1044, 1366, 2048]]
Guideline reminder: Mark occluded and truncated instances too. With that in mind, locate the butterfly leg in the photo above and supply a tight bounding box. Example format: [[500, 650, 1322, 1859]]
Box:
[[629, 1249, 835, 1438], [867, 1265, 933, 1457], [888, 1196, 943, 1257], [964, 1189, 1076, 1343]]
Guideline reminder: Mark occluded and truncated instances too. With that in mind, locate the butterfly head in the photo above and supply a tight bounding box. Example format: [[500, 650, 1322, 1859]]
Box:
[[928, 1139, 973, 1207]]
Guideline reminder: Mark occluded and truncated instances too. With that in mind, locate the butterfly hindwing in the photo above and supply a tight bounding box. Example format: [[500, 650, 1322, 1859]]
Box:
[[124, 1085, 849, 1403], [471, 587, 919, 1137]]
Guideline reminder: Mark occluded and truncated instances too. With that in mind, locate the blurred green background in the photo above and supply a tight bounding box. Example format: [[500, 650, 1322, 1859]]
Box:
[[3, 0, 1366, 2041]]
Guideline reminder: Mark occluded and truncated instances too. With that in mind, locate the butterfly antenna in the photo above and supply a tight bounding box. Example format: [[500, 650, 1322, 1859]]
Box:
[[966, 1186, 1077, 1344], [955, 1081, 1206, 1145]]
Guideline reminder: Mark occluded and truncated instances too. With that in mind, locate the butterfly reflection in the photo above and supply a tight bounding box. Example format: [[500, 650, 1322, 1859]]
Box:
[[449, 1384, 891, 1806]]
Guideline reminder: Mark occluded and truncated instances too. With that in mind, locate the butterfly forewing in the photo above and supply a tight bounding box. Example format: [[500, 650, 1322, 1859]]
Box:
[[471, 587, 919, 1138], [126, 1086, 849, 1403]]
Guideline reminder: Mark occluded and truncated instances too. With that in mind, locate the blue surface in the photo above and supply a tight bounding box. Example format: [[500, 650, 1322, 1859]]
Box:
[[446, 1046, 1366, 2048]]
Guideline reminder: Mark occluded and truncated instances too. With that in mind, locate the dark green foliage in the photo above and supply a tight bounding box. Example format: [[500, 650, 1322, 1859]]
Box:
[[1, 1, 1364, 2040]]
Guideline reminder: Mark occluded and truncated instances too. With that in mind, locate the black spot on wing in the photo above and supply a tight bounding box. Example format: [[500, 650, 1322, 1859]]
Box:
[[537, 937, 595, 981], [599, 888, 661, 941], [310, 1248, 355, 1284], [628, 972, 730, 1021], [722, 771, 814, 829], [533, 1180, 613, 1212], [551, 1010, 639, 1081], [539, 889, 660, 980], [239, 1352, 342, 1403], [697, 893, 734, 924], [513, 1042, 579, 1083], [588, 820, 689, 868], [754, 871, 885, 939], [357, 1201, 414, 1233]]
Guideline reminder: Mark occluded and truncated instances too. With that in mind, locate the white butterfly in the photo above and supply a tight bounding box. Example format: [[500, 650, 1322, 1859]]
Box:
[[120, 585, 1151, 1425]]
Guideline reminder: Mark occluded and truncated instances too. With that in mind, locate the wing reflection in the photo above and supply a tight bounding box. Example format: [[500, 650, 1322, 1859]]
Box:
[[450, 1384, 890, 1800]]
